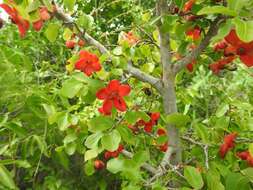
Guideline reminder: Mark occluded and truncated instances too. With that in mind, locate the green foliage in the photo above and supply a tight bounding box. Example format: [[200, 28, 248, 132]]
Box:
[[1, 0, 253, 189]]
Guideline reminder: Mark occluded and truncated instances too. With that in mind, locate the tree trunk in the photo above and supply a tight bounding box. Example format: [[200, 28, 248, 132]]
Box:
[[163, 76, 181, 165]]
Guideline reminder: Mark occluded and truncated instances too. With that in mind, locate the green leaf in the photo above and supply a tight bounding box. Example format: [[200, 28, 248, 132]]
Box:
[[42, 104, 57, 124], [206, 170, 225, 190], [233, 18, 253, 42], [77, 14, 94, 30], [212, 19, 233, 42], [132, 151, 149, 165], [241, 168, 253, 182], [117, 126, 135, 145], [85, 132, 103, 149], [166, 113, 190, 127], [0, 164, 17, 189], [106, 157, 125, 174], [63, 0, 76, 11], [101, 130, 121, 151], [63, 28, 73, 41], [60, 78, 83, 98], [44, 23, 60, 42], [64, 142, 76, 155], [63, 133, 77, 144], [88, 116, 114, 132], [197, 6, 237, 16], [0, 160, 31, 168], [225, 172, 251, 190], [85, 149, 98, 161], [184, 166, 204, 190], [194, 123, 209, 143], [57, 112, 70, 131], [84, 160, 95, 176], [228, 0, 250, 11], [4, 122, 27, 137], [113, 46, 123, 56], [216, 103, 229, 117], [249, 143, 253, 156]]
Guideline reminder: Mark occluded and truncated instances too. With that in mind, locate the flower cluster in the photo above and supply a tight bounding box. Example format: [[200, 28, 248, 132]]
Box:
[[0, 3, 53, 37], [211, 29, 253, 74], [128, 112, 160, 133], [0, 3, 29, 37], [104, 145, 124, 160], [219, 132, 237, 158], [75, 50, 101, 76], [66, 33, 85, 49]]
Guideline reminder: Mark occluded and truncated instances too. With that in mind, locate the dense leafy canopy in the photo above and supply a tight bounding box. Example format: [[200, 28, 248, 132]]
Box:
[[1, 0, 253, 189]]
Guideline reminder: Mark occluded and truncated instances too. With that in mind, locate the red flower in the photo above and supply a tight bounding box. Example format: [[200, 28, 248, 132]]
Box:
[[186, 59, 197, 72], [104, 144, 124, 160], [78, 39, 85, 47], [159, 142, 168, 152], [237, 151, 253, 167], [157, 128, 167, 136], [186, 26, 201, 40], [75, 50, 101, 76], [151, 112, 160, 121], [225, 29, 253, 67], [183, 0, 196, 12], [66, 40, 76, 49], [32, 20, 43, 31], [96, 80, 131, 115], [94, 160, 105, 170], [120, 31, 139, 46], [209, 56, 235, 74], [219, 132, 237, 159], [214, 40, 228, 52], [128, 124, 139, 134], [39, 7, 50, 21], [0, 3, 30, 37], [142, 112, 160, 133]]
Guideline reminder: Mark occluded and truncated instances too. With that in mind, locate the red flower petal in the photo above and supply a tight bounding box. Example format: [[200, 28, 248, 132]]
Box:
[[219, 143, 229, 159], [118, 84, 131, 97], [33, 20, 43, 31], [96, 88, 108, 100], [79, 50, 90, 58], [157, 128, 166, 136], [0, 4, 15, 17], [237, 151, 250, 160], [225, 29, 241, 47], [102, 100, 113, 115], [144, 121, 153, 133], [240, 54, 253, 67], [108, 80, 120, 91], [151, 112, 160, 121], [224, 132, 237, 146], [186, 63, 194, 72], [92, 61, 102, 71], [113, 97, 127, 112]]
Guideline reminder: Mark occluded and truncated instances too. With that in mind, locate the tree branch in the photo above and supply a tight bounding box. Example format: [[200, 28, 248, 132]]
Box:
[[121, 150, 157, 175], [173, 16, 226, 73], [126, 62, 163, 92], [54, 4, 162, 92]]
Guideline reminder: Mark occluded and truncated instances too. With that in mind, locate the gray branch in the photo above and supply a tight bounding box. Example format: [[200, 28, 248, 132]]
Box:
[[121, 150, 157, 175]]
